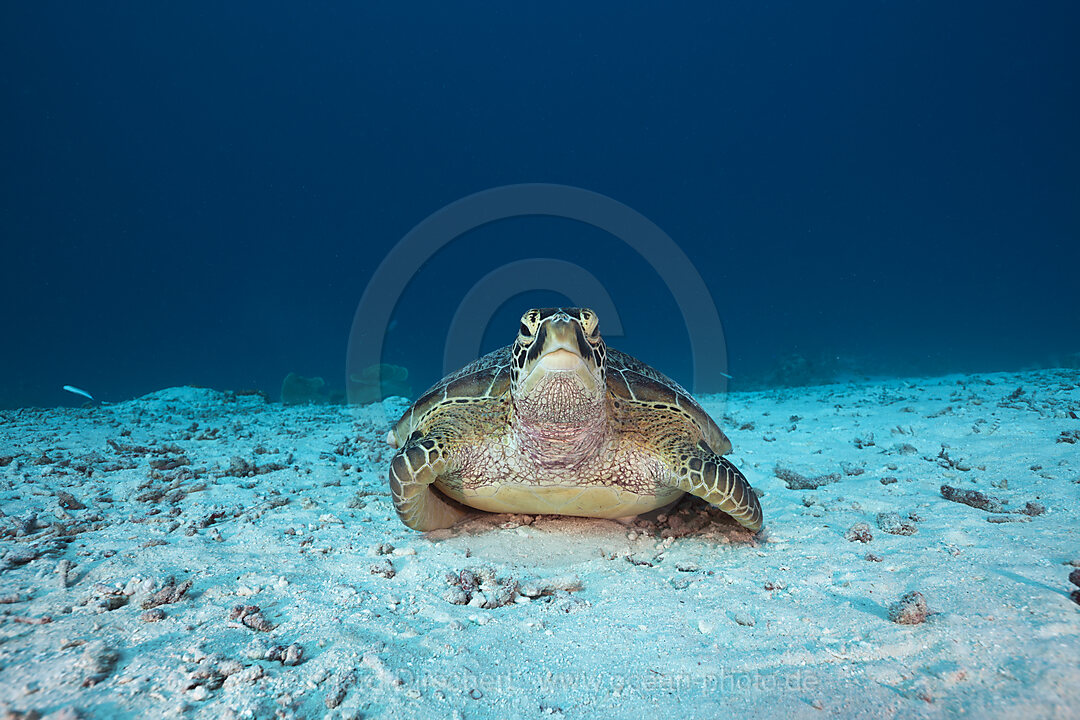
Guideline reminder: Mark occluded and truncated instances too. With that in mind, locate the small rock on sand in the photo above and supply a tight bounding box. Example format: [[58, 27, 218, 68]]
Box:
[[369, 559, 396, 578], [889, 591, 929, 625], [774, 465, 840, 490], [229, 605, 274, 632], [141, 576, 193, 609], [940, 485, 1006, 513], [75, 641, 119, 687], [845, 522, 873, 543], [876, 512, 916, 536]]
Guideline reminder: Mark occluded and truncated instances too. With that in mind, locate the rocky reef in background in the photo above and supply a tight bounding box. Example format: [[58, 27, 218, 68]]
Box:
[[281, 364, 411, 406], [346, 363, 412, 405]]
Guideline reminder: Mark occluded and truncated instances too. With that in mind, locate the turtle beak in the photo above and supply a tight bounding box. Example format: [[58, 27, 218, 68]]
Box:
[[539, 348, 583, 371], [537, 316, 588, 371]]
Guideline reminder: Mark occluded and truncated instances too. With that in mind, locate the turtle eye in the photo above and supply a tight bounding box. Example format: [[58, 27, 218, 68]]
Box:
[[519, 310, 541, 342], [517, 317, 537, 346], [579, 310, 599, 338]]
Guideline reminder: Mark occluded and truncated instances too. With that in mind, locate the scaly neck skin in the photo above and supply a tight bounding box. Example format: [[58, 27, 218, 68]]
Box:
[[511, 392, 609, 470]]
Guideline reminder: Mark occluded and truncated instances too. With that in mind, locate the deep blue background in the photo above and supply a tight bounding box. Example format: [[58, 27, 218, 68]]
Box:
[[2, 2, 1078, 407]]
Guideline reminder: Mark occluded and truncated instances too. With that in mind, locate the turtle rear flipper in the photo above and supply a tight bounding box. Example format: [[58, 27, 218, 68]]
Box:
[[665, 442, 763, 531], [389, 436, 471, 531]]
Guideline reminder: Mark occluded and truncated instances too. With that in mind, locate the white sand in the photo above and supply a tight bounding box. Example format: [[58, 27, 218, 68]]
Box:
[[1, 369, 1078, 719]]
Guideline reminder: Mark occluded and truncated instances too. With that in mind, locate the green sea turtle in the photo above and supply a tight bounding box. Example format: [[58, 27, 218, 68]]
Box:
[[386, 308, 763, 532]]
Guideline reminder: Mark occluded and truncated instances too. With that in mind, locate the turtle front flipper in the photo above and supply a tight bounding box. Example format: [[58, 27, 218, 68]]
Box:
[[389, 436, 471, 531], [665, 442, 763, 531]]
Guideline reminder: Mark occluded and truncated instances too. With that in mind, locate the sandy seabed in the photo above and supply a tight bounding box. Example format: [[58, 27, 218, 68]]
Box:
[[1, 369, 1078, 719]]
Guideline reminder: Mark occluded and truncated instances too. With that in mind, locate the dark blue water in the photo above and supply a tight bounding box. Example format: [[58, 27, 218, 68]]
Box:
[[2, 2, 1078, 408]]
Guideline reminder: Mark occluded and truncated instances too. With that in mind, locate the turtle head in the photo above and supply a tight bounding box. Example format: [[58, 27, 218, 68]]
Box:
[[510, 308, 607, 423]]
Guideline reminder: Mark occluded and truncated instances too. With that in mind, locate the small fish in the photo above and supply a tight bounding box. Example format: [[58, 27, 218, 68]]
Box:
[[62, 385, 94, 401], [718, 371, 733, 380]]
